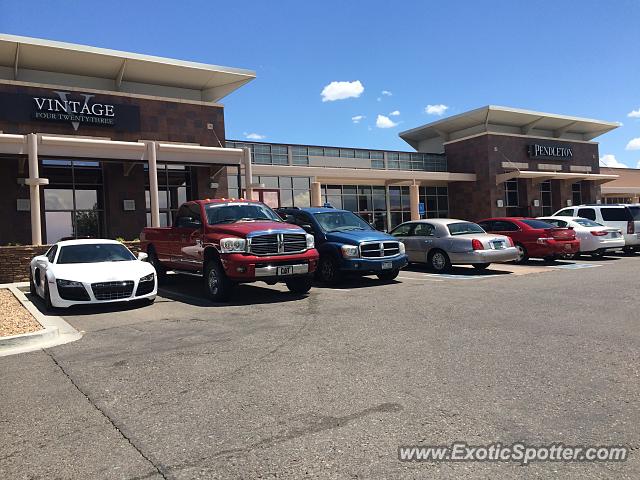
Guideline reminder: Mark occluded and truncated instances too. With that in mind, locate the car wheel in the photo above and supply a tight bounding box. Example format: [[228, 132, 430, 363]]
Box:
[[543, 256, 556, 263], [29, 269, 36, 295], [377, 269, 400, 281], [590, 250, 605, 259], [428, 250, 451, 273], [44, 281, 54, 312], [147, 247, 167, 283], [514, 244, 528, 264], [623, 246, 635, 255], [473, 263, 490, 270], [204, 258, 233, 302], [318, 255, 342, 285], [286, 275, 312, 294]]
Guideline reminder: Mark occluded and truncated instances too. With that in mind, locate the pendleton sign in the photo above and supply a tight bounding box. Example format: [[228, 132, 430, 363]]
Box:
[[0, 90, 140, 132], [527, 143, 573, 159]]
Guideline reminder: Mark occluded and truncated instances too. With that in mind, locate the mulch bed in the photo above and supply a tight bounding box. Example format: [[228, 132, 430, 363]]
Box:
[[0, 289, 42, 337]]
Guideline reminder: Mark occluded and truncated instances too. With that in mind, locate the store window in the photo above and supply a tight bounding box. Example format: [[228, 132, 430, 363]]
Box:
[[572, 182, 582, 206], [540, 180, 553, 215], [227, 175, 311, 208], [41, 159, 103, 243], [145, 164, 191, 227], [504, 180, 519, 207], [322, 185, 388, 230], [420, 186, 449, 219]]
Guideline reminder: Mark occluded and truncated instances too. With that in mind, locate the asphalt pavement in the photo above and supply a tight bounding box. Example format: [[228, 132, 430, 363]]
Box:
[[1, 255, 639, 479]]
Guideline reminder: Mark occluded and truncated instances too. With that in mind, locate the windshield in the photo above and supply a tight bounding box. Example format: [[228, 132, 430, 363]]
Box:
[[57, 243, 135, 264], [574, 218, 603, 227], [313, 211, 373, 232], [447, 222, 485, 236], [628, 206, 640, 221], [205, 203, 282, 225], [521, 219, 556, 229]]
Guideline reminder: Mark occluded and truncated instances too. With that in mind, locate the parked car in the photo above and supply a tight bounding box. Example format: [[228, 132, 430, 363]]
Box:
[[277, 207, 408, 283], [140, 199, 319, 301], [389, 218, 519, 272], [477, 217, 580, 263], [552, 204, 640, 253], [537, 216, 625, 258], [29, 239, 157, 310]]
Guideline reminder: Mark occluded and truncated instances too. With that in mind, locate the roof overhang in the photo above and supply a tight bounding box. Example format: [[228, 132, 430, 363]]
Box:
[[399, 105, 620, 152], [495, 170, 618, 185], [0, 33, 256, 103]]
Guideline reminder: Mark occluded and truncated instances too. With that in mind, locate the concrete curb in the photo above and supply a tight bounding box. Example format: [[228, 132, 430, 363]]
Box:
[[0, 282, 82, 357]]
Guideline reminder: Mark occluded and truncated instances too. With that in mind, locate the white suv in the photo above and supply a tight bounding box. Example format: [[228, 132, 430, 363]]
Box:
[[552, 204, 640, 252]]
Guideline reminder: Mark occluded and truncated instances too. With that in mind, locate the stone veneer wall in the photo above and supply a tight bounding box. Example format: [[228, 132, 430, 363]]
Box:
[[0, 242, 142, 284]]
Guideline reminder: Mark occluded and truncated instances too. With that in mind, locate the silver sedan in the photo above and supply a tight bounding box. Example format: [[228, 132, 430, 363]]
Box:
[[389, 219, 520, 272]]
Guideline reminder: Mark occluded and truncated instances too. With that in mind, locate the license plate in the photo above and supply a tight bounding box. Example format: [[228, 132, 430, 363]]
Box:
[[382, 262, 393, 270], [491, 240, 505, 249], [277, 266, 294, 275]]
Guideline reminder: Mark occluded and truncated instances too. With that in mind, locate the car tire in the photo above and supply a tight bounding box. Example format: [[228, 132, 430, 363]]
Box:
[[44, 281, 54, 312], [590, 250, 605, 259], [623, 246, 635, 255], [514, 244, 528, 264], [204, 258, 233, 302], [286, 275, 312, 294], [29, 269, 36, 296], [147, 247, 167, 284], [428, 250, 452, 273], [543, 256, 556, 263], [473, 263, 490, 270], [377, 269, 400, 281], [318, 255, 342, 285]]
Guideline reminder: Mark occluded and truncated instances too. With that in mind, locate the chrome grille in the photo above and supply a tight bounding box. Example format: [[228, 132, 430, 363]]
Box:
[[249, 233, 308, 256], [91, 281, 134, 301], [360, 241, 401, 258]]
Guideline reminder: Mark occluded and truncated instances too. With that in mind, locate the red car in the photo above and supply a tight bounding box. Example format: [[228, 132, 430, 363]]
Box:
[[477, 217, 580, 263], [141, 199, 319, 301]]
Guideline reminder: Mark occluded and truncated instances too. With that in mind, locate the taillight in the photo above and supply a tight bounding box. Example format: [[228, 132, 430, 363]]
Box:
[[506, 236, 514, 247], [472, 239, 484, 250], [628, 221, 635, 234], [590, 230, 608, 236]]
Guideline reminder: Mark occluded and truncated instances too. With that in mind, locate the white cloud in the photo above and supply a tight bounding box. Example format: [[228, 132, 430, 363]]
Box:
[[376, 114, 399, 129], [351, 115, 365, 124], [637, 160, 640, 169], [599, 154, 628, 168], [389, 110, 400, 116], [425, 104, 449, 116], [381, 90, 393, 96], [628, 108, 640, 118], [626, 137, 640, 150], [321, 80, 364, 102], [244, 132, 266, 140]]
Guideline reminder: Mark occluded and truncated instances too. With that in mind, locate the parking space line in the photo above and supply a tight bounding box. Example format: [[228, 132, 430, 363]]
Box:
[[546, 263, 603, 270], [398, 276, 444, 282]]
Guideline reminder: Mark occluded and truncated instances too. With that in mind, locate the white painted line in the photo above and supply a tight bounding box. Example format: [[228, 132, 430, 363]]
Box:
[[546, 263, 603, 270], [398, 276, 444, 282]]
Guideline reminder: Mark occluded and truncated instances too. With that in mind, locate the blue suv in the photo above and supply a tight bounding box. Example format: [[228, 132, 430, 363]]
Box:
[[277, 207, 409, 284]]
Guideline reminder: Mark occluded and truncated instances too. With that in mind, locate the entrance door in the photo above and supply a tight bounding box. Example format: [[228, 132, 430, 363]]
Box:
[[251, 189, 280, 208]]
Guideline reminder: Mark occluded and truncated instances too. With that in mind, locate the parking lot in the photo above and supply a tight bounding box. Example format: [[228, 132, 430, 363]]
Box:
[[2, 254, 640, 479]]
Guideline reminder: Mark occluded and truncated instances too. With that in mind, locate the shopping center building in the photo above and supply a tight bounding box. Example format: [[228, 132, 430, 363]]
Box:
[[0, 33, 631, 246]]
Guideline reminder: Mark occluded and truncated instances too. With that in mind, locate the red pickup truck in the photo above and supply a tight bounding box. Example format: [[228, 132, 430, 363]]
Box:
[[140, 199, 319, 301]]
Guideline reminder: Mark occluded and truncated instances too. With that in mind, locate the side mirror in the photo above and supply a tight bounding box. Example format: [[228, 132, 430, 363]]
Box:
[[34, 255, 49, 263], [137, 252, 149, 262], [301, 224, 314, 234]]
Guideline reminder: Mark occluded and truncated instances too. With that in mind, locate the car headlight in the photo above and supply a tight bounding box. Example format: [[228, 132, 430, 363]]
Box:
[[341, 244, 359, 258], [56, 279, 84, 288], [140, 273, 155, 283], [398, 242, 405, 254], [220, 237, 247, 253], [305, 233, 315, 249]]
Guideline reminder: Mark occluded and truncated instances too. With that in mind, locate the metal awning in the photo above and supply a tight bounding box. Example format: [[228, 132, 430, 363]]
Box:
[[495, 170, 618, 185]]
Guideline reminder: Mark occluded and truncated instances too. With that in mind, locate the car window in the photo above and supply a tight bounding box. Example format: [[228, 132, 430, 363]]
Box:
[[492, 221, 519, 232], [555, 209, 575, 217], [574, 218, 602, 227], [188, 203, 202, 223], [577, 208, 597, 221], [628, 206, 640, 221], [447, 222, 485, 236], [46, 245, 58, 263], [390, 223, 413, 237], [205, 203, 282, 224], [540, 218, 566, 227], [57, 243, 136, 264], [601, 207, 632, 222], [521, 219, 556, 229], [313, 211, 373, 232], [412, 223, 435, 237], [477, 221, 493, 231]]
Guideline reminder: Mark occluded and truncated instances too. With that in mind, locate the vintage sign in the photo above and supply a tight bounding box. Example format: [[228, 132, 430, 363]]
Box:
[[528, 143, 573, 159]]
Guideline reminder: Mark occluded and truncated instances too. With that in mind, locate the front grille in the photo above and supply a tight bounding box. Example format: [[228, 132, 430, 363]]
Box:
[[360, 241, 401, 258], [249, 233, 308, 255], [56, 282, 90, 301], [91, 281, 134, 301]]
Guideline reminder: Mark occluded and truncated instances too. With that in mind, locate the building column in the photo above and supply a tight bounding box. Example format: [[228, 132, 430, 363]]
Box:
[[146, 141, 160, 228], [410, 183, 420, 221], [310, 181, 322, 207], [26, 134, 43, 245], [243, 147, 253, 200]]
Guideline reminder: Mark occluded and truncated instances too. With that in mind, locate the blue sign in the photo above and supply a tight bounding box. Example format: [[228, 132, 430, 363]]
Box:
[[418, 202, 425, 216]]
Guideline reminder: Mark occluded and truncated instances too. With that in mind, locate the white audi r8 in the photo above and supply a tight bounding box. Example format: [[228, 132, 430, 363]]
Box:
[[29, 239, 157, 310]]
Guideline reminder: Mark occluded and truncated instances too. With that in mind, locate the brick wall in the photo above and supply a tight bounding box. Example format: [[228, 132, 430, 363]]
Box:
[[0, 242, 141, 284]]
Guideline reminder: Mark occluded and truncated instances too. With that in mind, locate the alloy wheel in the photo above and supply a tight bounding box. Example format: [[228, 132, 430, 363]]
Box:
[[432, 252, 446, 270]]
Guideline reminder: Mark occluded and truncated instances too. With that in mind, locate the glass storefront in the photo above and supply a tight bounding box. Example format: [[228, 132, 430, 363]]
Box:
[[227, 174, 311, 208], [540, 180, 553, 215], [145, 164, 191, 227], [41, 159, 103, 243]]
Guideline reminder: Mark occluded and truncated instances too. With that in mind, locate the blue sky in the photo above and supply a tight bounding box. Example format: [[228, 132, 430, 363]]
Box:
[[1, 0, 639, 167]]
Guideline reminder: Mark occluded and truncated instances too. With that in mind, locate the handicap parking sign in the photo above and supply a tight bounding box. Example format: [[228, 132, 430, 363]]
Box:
[[418, 202, 425, 216]]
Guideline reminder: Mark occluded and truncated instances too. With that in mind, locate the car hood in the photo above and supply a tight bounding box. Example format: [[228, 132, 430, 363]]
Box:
[[206, 221, 303, 237], [325, 230, 397, 245], [51, 260, 155, 283]]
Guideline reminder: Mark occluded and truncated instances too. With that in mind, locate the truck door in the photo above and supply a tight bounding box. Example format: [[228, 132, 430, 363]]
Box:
[[172, 204, 203, 271]]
